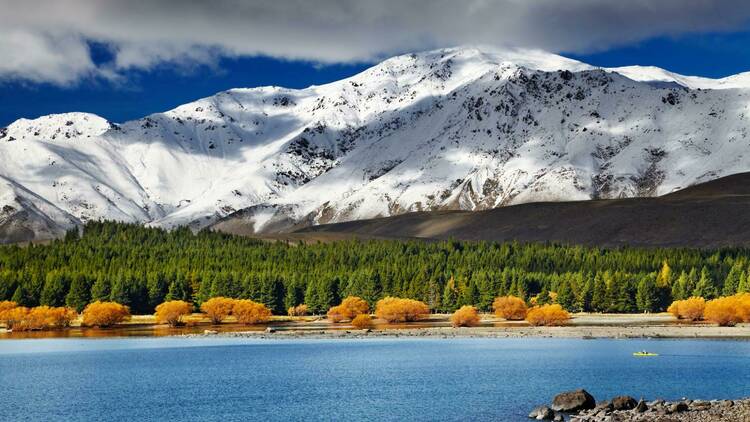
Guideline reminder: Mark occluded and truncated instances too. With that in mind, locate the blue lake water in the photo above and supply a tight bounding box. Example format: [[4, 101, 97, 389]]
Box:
[[0, 337, 748, 421]]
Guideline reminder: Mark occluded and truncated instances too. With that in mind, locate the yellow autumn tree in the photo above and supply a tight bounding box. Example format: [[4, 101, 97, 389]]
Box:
[[21, 306, 77, 330], [232, 300, 272, 324], [351, 314, 374, 329], [704, 295, 746, 326], [0, 306, 29, 330], [451, 305, 481, 327], [155, 300, 192, 327], [200, 297, 235, 324], [492, 296, 528, 320], [0, 300, 17, 313], [374, 297, 430, 322], [327, 296, 370, 322], [667, 297, 705, 321], [82, 301, 131, 327], [525, 304, 570, 326]]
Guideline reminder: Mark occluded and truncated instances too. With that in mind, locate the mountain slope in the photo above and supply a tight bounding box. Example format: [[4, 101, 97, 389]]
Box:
[[4, 46, 750, 243], [289, 172, 750, 248]]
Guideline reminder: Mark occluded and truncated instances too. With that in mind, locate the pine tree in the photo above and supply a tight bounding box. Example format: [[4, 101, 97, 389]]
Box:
[[66, 274, 91, 312], [91, 274, 111, 301], [40, 271, 70, 307], [11, 284, 35, 307], [283, 279, 304, 310], [441, 276, 458, 312], [166, 277, 191, 302], [344, 269, 381, 306], [636, 276, 658, 313], [0, 270, 17, 301], [738, 271, 749, 293], [671, 271, 689, 301], [575, 275, 593, 312], [686, 268, 699, 295], [459, 278, 479, 307], [693, 267, 718, 299], [536, 285, 551, 306], [109, 271, 131, 306], [147, 271, 168, 309], [590, 273, 607, 312], [556, 277, 576, 311], [722, 264, 742, 296], [259, 277, 285, 314]]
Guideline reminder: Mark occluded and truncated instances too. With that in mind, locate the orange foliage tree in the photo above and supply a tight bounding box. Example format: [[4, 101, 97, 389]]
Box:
[[0, 306, 30, 330], [287, 304, 308, 317], [451, 305, 481, 327], [738, 293, 750, 322], [82, 301, 131, 327], [232, 300, 272, 324], [25, 306, 77, 330], [704, 295, 746, 326], [0, 301, 17, 313], [492, 296, 528, 320], [155, 300, 192, 327], [1, 306, 76, 331], [525, 304, 571, 326], [351, 314, 374, 329], [667, 297, 706, 321], [200, 297, 235, 324], [327, 296, 370, 322], [374, 297, 430, 323]]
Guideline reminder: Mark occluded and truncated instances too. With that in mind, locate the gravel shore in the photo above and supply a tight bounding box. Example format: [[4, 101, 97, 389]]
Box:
[[529, 390, 750, 421], [183, 323, 750, 340], [570, 398, 750, 421]]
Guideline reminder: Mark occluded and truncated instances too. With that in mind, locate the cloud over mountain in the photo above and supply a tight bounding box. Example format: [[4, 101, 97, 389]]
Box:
[[3, 0, 750, 85]]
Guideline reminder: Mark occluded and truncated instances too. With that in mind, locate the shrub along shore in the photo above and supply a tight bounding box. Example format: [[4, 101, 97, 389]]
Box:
[[2, 293, 749, 339]]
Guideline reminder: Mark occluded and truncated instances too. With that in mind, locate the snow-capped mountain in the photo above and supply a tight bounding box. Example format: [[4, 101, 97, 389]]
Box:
[[3, 46, 750, 242]]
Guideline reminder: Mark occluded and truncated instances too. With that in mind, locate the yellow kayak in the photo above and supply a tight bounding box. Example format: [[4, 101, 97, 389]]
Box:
[[633, 352, 659, 357]]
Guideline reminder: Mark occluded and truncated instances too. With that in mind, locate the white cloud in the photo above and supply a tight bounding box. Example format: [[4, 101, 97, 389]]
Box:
[[2, 0, 750, 85]]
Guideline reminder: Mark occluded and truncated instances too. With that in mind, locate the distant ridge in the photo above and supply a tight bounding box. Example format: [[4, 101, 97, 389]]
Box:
[[287, 172, 750, 248]]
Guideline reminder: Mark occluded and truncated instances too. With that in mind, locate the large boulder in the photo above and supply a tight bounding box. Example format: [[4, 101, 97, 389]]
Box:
[[551, 389, 596, 413], [611, 396, 638, 411]]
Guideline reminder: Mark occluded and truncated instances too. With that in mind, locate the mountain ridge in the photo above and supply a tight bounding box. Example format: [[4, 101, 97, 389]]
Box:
[[3, 46, 750, 243], [286, 172, 750, 248]]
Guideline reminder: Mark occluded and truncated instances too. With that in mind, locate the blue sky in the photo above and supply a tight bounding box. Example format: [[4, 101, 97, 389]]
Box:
[[4, 1, 750, 126]]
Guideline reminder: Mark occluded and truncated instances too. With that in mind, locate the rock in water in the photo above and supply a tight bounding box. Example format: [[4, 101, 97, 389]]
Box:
[[611, 395, 637, 411], [551, 389, 596, 412], [528, 406, 554, 420]]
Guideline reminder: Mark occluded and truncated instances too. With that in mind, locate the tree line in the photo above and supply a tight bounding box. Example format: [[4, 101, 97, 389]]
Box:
[[0, 221, 748, 315]]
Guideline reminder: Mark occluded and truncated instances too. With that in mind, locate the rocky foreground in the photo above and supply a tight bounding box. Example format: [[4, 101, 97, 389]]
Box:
[[529, 389, 750, 421]]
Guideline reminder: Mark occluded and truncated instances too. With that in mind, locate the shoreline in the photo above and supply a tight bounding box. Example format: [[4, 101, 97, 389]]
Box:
[[2, 313, 750, 340], [182, 323, 750, 340]]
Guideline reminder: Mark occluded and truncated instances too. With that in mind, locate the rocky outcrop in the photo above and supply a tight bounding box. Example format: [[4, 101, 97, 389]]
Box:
[[551, 389, 596, 413], [531, 391, 750, 421]]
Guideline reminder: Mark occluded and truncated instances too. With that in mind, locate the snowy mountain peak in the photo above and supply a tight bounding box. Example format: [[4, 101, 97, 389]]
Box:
[[3, 112, 114, 143], [3, 46, 750, 242]]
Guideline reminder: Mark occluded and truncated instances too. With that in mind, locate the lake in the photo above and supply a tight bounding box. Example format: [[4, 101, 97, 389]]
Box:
[[0, 338, 748, 421]]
